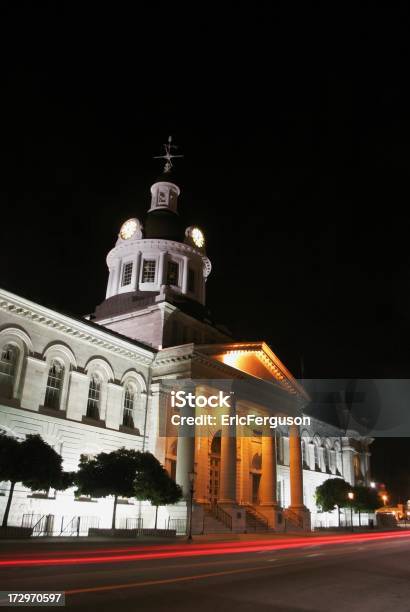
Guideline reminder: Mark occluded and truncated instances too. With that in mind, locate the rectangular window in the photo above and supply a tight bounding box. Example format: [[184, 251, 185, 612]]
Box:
[[142, 260, 156, 283], [121, 262, 133, 286], [167, 261, 179, 286], [188, 268, 195, 292]]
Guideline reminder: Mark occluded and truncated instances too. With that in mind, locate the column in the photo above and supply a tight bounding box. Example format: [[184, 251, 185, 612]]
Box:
[[158, 251, 167, 287], [110, 259, 121, 297], [289, 424, 304, 508], [219, 397, 237, 504], [259, 433, 277, 506], [182, 255, 189, 294], [175, 396, 195, 499], [20, 357, 47, 411], [66, 371, 89, 421], [105, 382, 123, 430], [133, 251, 141, 291]]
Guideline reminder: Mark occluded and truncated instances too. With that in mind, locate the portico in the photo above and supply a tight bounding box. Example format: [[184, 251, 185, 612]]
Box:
[[161, 342, 312, 532]]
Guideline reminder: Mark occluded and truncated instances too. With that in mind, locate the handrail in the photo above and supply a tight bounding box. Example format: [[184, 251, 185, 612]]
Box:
[[31, 514, 47, 532], [241, 504, 269, 529], [60, 516, 79, 536], [284, 508, 303, 528], [210, 503, 232, 530]]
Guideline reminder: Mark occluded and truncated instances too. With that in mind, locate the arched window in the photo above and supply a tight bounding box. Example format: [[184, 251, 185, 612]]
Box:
[[122, 384, 135, 428], [87, 375, 101, 419], [44, 360, 64, 410], [0, 345, 17, 398], [314, 443, 320, 468], [276, 435, 284, 464], [301, 439, 308, 468]]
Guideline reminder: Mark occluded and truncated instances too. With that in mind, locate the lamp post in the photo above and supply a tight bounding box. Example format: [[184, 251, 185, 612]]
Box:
[[348, 491, 354, 532], [382, 494, 388, 506], [187, 471, 195, 541]]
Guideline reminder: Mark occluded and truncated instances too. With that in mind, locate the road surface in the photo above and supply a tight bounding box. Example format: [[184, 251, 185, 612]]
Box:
[[1, 531, 410, 611]]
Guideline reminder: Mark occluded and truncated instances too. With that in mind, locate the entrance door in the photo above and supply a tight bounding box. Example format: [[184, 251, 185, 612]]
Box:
[[209, 455, 220, 504], [209, 431, 221, 504], [252, 473, 261, 504]]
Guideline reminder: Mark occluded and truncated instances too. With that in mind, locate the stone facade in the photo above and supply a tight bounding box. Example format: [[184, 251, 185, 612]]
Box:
[[0, 167, 372, 533]]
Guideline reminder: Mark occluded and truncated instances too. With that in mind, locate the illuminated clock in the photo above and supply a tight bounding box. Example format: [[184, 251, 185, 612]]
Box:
[[185, 227, 205, 249], [191, 227, 204, 247], [119, 218, 138, 240]]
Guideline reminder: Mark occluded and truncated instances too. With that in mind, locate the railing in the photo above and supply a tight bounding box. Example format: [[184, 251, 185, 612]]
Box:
[[117, 517, 144, 533], [167, 518, 187, 535], [284, 508, 303, 529], [59, 516, 100, 536], [241, 504, 270, 531], [21, 514, 54, 536], [210, 503, 232, 530]]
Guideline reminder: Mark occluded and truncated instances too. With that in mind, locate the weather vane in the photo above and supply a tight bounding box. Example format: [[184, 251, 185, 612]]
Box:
[[153, 135, 183, 173]]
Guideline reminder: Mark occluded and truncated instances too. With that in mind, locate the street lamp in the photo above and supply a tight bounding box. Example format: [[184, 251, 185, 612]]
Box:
[[348, 491, 354, 532], [187, 471, 195, 541], [382, 494, 388, 506]]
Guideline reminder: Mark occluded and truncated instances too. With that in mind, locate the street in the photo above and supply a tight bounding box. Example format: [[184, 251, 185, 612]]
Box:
[[1, 531, 410, 611]]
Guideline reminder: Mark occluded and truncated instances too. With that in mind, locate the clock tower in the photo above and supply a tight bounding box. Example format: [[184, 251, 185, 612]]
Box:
[[92, 138, 230, 349]]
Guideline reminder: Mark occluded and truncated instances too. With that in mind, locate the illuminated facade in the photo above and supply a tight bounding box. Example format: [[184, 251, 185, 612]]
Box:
[[0, 161, 372, 533]]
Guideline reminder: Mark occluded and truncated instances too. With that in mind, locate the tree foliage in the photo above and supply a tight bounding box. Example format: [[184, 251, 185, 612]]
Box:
[[0, 434, 69, 527], [75, 448, 182, 530], [134, 452, 182, 527], [352, 486, 381, 513], [75, 448, 142, 529], [315, 478, 351, 513]]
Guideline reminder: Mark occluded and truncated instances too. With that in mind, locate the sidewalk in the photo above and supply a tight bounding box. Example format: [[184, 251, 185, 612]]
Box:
[[0, 526, 403, 550]]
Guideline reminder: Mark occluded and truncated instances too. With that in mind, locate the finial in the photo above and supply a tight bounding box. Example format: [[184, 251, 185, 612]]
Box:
[[153, 135, 183, 173]]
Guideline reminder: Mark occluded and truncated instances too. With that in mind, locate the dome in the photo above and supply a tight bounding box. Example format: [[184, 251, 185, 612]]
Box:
[[143, 209, 185, 242]]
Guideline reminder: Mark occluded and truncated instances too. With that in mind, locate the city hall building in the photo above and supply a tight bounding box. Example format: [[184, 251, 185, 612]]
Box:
[[0, 146, 372, 533]]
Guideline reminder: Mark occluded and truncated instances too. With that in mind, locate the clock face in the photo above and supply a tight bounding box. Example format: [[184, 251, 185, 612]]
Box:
[[191, 227, 205, 248], [120, 219, 138, 240]]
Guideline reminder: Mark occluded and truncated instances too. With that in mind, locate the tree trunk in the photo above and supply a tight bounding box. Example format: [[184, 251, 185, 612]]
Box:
[[337, 506, 341, 527], [155, 506, 159, 529], [358, 510, 361, 527], [2, 481, 16, 528], [111, 495, 118, 530]]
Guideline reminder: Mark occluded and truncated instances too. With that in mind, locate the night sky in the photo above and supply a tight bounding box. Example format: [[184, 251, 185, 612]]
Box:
[[2, 3, 410, 500]]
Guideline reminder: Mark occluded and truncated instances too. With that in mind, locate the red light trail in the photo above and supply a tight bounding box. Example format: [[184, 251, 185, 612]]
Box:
[[0, 530, 409, 569]]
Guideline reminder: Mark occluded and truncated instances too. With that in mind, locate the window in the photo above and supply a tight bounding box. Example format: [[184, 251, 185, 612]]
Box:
[[336, 451, 343, 475], [122, 384, 135, 428], [330, 450, 336, 473], [276, 480, 283, 507], [167, 261, 179, 286], [158, 190, 167, 205], [142, 260, 156, 283], [87, 375, 101, 419], [314, 444, 320, 468], [301, 440, 307, 467], [44, 360, 64, 410], [188, 268, 195, 293], [276, 436, 284, 464], [0, 345, 16, 398], [121, 262, 133, 286]]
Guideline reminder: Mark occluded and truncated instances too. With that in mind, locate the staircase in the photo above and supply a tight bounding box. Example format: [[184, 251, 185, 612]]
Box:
[[283, 508, 304, 531], [244, 506, 271, 532], [202, 507, 232, 534]]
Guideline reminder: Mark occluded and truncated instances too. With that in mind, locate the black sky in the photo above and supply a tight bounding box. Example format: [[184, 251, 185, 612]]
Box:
[[2, 2, 410, 499]]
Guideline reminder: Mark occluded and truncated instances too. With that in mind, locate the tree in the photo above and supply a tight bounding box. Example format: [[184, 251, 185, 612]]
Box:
[[352, 486, 381, 526], [75, 448, 142, 529], [0, 434, 69, 528], [315, 478, 351, 527], [134, 452, 182, 529]]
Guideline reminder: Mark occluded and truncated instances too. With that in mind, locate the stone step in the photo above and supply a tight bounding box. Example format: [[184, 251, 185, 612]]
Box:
[[202, 512, 232, 534]]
